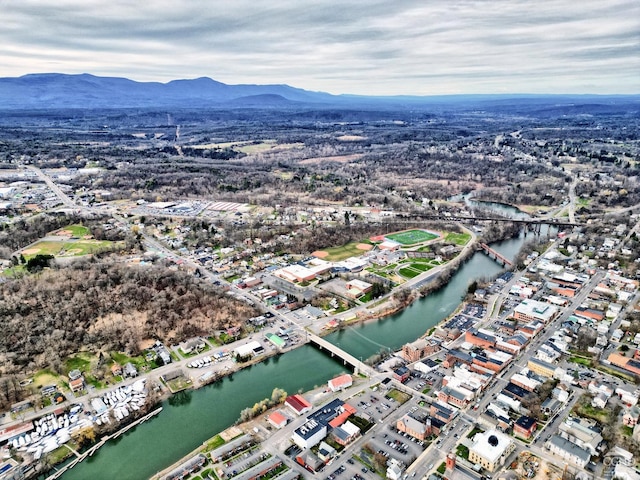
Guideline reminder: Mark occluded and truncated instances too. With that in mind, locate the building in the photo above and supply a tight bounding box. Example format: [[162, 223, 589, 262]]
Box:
[[393, 366, 411, 383], [345, 279, 372, 298], [180, 337, 205, 354], [296, 451, 324, 472], [430, 402, 457, 424], [397, 414, 432, 441], [386, 459, 405, 480], [69, 377, 85, 393], [292, 419, 327, 449], [328, 374, 353, 392], [527, 358, 556, 378], [332, 421, 360, 446], [558, 418, 603, 455], [468, 429, 515, 473], [317, 441, 336, 463], [267, 410, 288, 429], [514, 416, 537, 439], [465, 329, 497, 349], [608, 352, 640, 376], [401, 338, 440, 362], [438, 386, 473, 409], [123, 362, 138, 378], [234, 341, 265, 358], [110, 364, 123, 376], [514, 300, 558, 323], [285, 394, 312, 415], [414, 358, 439, 374], [546, 435, 590, 468]]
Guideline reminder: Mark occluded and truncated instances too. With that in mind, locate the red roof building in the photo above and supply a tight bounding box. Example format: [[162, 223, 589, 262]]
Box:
[[267, 410, 288, 429], [328, 403, 357, 428], [285, 394, 312, 415], [328, 374, 353, 392]]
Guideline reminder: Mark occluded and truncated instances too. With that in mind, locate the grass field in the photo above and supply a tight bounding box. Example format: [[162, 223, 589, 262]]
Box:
[[33, 370, 62, 389], [320, 242, 367, 261], [61, 224, 90, 237], [386, 389, 411, 404], [386, 229, 439, 246], [64, 353, 93, 374], [398, 262, 433, 279], [22, 239, 119, 259], [444, 232, 472, 246]]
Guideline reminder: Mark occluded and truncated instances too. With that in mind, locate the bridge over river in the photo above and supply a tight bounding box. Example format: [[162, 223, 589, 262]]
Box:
[[306, 332, 374, 377]]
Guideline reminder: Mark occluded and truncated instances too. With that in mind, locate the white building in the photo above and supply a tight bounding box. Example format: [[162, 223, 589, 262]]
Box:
[[468, 429, 515, 472], [547, 435, 590, 468], [292, 420, 327, 449]]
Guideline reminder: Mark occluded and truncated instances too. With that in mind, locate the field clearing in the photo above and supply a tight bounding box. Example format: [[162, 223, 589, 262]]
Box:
[[444, 232, 472, 246], [314, 242, 369, 261], [386, 229, 439, 246], [517, 204, 554, 214], [22, 239, 119, 258], [336, 135, 367, 141], [299, 153, 364, 165], [33, 370, 61, 388]]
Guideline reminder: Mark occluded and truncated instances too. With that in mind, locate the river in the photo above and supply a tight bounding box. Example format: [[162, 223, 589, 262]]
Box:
[[60, 214, 552, 479]]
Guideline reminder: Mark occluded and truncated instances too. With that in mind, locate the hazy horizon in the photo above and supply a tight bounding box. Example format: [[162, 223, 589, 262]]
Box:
[[2, 0, 639, 96]]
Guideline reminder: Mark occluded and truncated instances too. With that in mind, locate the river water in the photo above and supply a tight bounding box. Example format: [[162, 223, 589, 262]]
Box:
[[61, 208, 551, 480]]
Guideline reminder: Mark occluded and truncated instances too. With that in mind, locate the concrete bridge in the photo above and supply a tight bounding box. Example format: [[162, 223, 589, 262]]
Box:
[[479, 243, 513, 266], [306, 332, 373, 377]]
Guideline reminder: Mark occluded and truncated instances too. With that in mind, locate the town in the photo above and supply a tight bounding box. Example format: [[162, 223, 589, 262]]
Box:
[[0, 102, 638, 480]]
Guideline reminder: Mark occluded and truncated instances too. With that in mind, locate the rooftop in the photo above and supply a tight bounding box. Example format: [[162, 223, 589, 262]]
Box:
[[470, 429, 513, 463]]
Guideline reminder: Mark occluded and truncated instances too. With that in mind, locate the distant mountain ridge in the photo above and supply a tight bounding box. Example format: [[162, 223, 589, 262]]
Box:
[[0, 73, 638, 110], [0, 73, 334, 109]]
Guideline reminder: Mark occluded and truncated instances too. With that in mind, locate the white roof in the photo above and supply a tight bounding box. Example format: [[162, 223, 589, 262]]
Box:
[[471, 429, 513, 463]]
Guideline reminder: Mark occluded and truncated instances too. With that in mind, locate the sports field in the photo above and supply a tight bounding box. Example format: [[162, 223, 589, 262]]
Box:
[[22, 239, 119, 259], [313, 242, 371, 261], [386, 229, 439, 246]]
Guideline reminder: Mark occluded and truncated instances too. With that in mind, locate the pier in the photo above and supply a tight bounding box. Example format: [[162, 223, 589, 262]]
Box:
[[479, 243, 513, 266]]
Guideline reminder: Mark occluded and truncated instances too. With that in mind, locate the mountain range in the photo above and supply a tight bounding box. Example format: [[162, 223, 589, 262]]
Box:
[[0, 73, 638, 110]]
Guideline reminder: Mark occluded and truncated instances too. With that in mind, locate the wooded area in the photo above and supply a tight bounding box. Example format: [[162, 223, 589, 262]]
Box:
[[0, 258, 258, 374]]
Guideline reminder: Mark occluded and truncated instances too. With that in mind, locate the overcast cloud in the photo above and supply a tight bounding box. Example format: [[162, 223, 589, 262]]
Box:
[[1, 0, 638, 95]]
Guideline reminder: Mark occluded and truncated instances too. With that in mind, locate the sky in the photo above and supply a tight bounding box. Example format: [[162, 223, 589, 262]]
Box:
[[2, 0, 639, 95]]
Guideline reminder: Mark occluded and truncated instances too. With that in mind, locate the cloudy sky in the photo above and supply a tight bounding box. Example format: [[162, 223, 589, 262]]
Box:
[[2, 0, 639, 95]]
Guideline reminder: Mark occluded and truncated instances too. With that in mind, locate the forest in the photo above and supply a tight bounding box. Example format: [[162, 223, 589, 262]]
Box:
[[0, 258, 259, 375]]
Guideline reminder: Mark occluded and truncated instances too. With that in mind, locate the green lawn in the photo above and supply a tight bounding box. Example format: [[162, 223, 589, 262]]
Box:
[[411, 263, 433, 272], [386, 229, 439, 246], [444, 232, 472, 246], [64, 353, 93, 374], [455, 444, 469, 459], [204, 434, 226, 452], [62, 224, 91, 237], [320, 242, 367, 261], [399, 267, 421, 279], [569, 356, 593, 367]]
